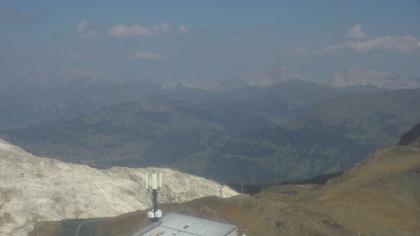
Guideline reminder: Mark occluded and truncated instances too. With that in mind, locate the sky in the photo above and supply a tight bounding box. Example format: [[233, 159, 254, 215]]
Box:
[[1, 0, 420, 81]]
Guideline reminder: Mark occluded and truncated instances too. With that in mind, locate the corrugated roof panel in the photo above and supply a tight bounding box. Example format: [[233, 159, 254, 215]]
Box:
[[133, 213, 237, 236], [139, 226, 197, 236], [161, 213, 236, 235]]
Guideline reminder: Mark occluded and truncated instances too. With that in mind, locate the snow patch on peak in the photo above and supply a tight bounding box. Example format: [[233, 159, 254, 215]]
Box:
[[328, 67, 420, 90]]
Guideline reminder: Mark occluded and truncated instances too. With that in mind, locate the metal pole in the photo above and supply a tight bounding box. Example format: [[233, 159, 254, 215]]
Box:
[[152, 189, 158, 222]]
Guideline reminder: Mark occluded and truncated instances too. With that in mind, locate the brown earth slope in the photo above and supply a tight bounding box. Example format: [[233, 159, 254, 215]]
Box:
[[30, 145, 420, 236]]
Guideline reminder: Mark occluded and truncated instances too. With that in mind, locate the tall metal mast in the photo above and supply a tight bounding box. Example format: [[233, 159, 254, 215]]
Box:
[[146, 172, 162, 222]]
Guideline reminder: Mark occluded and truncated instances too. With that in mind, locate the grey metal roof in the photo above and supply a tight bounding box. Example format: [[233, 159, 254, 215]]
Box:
[[132, 212, 237, 236]]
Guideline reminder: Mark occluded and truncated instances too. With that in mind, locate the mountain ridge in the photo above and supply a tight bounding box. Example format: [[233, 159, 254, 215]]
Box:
[[0, 138, 237, 236], [399, 123, 420, 147], [30, 145, 420, 236], [326, 67, 420, 90]]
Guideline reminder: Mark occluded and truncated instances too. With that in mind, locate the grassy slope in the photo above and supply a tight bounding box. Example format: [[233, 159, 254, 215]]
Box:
[[300, 89, 420, 146], [30, 145, 420, 236], [314, 146, 420, 235]]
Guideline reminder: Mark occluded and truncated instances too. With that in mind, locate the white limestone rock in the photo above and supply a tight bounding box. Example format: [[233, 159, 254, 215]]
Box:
[[0, 139, 237, 236]]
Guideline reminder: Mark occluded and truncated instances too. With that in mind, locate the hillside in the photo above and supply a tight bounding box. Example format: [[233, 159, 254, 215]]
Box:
[[313, 146, 420, 234], [399, 123, 420, 147], [0, 77, 161, 131], [0, 139, 237, 236], [297, 88, 420, 146], [3, 84, 419, 183], [0, 79, 343, 132], [0, 98, 366, 183], [31, 144, 420, 236]]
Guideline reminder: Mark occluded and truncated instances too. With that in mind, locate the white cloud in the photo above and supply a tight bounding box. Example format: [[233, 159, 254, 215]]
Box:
[[288, 47, 308, 56], [0, 9, 38, 24], [346, 24, 366, 40], [76, 20, 101, 39], [73, 22, 189, 39], [109, 24, 172, 38], [70, 52, 92, 60], [346, 35, 419, 53], [76, 21, 89, 32], [132, 51, 160, 61], [179, 25, 189, 33], [319, 25, 420, 54], [69, 69, 108, 79]]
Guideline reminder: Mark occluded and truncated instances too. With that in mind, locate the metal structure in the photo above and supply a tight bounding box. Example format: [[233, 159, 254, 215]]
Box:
[[132, 213, 238, 236], [146, 172, 163, 222]]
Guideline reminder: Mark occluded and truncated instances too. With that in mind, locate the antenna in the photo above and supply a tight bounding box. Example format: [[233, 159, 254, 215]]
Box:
[[218, 185, 223, 213], [218, 185, 223, 198], [146, 172, 162, 222]]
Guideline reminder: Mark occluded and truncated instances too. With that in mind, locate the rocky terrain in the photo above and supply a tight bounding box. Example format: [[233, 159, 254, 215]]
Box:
[[0, 139, 237, 236], [31, 139, 420, 235]]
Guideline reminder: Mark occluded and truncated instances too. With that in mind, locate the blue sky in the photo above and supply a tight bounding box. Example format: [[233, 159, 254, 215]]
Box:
[[1, 0, 420, 81]]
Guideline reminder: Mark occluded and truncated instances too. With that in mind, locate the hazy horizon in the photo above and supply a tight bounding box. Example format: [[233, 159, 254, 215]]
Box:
[[1, 0, 420, 82]]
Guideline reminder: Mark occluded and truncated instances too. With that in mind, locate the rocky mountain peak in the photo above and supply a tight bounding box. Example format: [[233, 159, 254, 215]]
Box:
[[0, 139, 237, 236], [327, 67, 420, 90]]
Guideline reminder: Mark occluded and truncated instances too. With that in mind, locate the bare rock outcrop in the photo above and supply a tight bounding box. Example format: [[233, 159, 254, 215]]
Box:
[[0, 139, 237, 235]]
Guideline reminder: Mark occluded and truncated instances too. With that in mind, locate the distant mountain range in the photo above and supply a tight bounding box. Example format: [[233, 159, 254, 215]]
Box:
[[0, 77, 160, 131], [163, 67, 420, 91], [326, 67, 420, 90], [298, 88, 420, 146], [0, 68, 417, 131], [0, 138, 237, 236], [2, 80, 419, 183]]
